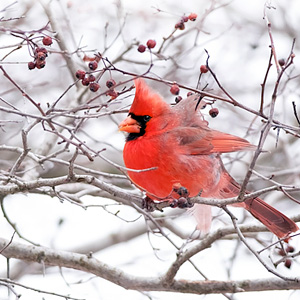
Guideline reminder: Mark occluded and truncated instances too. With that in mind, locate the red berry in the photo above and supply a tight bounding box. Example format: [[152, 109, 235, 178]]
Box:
[[175, 21, 185, 30], [200, 65, 208, 73], [286, 246, 295, 253], [278, 58, 285, 66], [146, 39, 156, 49], [35, 47, 48, 55], [88, 74, 96, 82], [42, 36, 53, 46], [170, 83, 180, 95], [28, 61, 36, 70], [81, 78, 90, 86], [36, 60, 46, 69], [188, 13, 197, 21], [36, 52, 46, 61], [75, 70, 86, 80], [89, 82, 100, 92], [278, 249, 286, 256], [138, 44, 146, 53], [106, 89, 118, 100], [106, 79, 116, 89], [88, 60, 98, 71], [284, 259, 292, 269], [175, 96, 182, 103], [187, 92, 194, 97], [209, 108, 219, 118], [182, 16, 189, 22]]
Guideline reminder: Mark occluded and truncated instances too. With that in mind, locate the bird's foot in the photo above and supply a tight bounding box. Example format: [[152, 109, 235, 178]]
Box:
[[168, 184, 194, 208], [142, 196, 156, 212]]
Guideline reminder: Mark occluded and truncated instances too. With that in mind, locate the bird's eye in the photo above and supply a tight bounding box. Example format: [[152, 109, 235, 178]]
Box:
[[143, 115, 151, 122]]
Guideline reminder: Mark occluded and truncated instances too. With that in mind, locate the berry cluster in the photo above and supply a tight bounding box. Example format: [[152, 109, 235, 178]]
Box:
[[137, 39, 156, 53], [28, 36, 53, 70], [175, 13, 197, 30], [75, 56, 101, 92], [278, 245, 295, 269]]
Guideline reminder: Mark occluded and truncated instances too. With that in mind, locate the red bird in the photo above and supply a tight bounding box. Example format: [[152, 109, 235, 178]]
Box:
[[119, 79, 298, 238]]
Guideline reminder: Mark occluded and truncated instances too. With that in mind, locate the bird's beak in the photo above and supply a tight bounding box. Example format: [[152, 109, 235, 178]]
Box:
[[119, 115, 141, 133]]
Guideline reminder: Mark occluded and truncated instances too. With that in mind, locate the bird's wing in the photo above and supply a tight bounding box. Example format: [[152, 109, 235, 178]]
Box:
[[170, 127, 255, 155]]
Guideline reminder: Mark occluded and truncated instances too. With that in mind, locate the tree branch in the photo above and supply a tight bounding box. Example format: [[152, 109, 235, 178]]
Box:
[[1, 237, 300, 295]]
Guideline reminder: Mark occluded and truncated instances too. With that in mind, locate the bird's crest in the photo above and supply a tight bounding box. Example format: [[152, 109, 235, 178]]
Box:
[[130, 79, 170, 117]]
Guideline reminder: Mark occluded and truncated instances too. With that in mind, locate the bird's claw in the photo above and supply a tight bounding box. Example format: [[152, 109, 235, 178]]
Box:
[[142, 196, 155, 212]]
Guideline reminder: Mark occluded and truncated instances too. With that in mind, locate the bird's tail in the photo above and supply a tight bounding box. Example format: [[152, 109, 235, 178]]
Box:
[[215, 171, 298, 239], [243, 197, 298, 239]]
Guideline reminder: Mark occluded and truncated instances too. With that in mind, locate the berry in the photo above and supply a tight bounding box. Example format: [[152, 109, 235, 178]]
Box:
[[146, 39, 156, 49], [88, 74, 96, 82], [187, 92, 194, 97], [175, 21, 185, 30], [28, 61, 36, 70], [209, 107, 219, 118], [36, 52, 46, 61], [284, 259, 292, 269], [75, 70, 86, 80], [170, 83, 180, 95], [35, 47, 48, 56], [278, 58, 285, 66], [106, 89, 118, 100], [200, 65, 208, 73], [138, 44, 146, 53], [182, 16, 189, 22], [88, 60, 98, 71], [42, 36, 53, 46], [106, 79, 116, 89], [89, 82, 100, 92], [278, 249, 286, 256], [286, 245, 295, 253], [36, 60, 46, 69], [175, 96, 182, 103], [81, 78, 90, 86], [188, 13, 197, 21]]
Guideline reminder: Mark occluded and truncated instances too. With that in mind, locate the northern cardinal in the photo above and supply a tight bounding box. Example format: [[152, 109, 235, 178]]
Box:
[[119, 79, 298, 238]]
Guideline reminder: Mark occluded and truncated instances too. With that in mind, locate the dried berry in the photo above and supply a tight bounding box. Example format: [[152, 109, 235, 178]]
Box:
[[89, 82, 100, 92], [42, 36, 53, 46], [138, 44, 146, 53], [106, 89, 118, 100], [209, 107, 219, 118], [170, 83, 180, 95], [284, 259, 292, 269], [36, 52, 46, 61], [28, 61, 36, 70], [146, 39, 156, 49], [175, 96, 182, 103], [81, 78, 90, 86], [200, 65, 208, 73], [106, 79, 116, 89], [286, 245, 295, 253], [88, 60, 98, 71], [88, 74, 96, 82], [188, 13, 197, 21], [278, 249, 286, 256], [35, 47, 48, 56], [35, 60, 46, 69], [278, 58, 285, 66], [75, 70, 86, 80], [175, 21, 185, 30], [182, 16, 189, 22]]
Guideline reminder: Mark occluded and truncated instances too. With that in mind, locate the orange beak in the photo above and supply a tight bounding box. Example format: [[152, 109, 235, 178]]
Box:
[[119, 115, 141, 133]]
